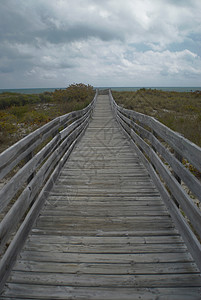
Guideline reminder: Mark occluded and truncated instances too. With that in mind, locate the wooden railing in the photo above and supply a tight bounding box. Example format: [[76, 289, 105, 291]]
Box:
[[0, 90, 97, 289], [109, 89, 201, 272]]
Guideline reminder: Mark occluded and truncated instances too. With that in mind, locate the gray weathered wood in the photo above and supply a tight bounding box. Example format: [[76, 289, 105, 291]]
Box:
[[110, 90, 201, 273], [0, 93, 97, 180], [116, 109, 201, 202], [110, 90, 201, 173], [0, 117, 90, 252], [0, 92, 97, 291], [2, 284, 201, 300], [117, 116, 201, 238], [0, 91, 201, 299]]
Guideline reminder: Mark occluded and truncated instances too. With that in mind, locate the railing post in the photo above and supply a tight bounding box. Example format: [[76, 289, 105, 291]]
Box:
[[25, 151, 35, 184], [173, 151, 182, 184], [151, 129, 157, 153], [172, 150, 183, 208]]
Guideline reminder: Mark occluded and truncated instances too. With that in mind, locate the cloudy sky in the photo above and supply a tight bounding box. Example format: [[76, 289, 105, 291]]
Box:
[[0, 0, 201, 88]]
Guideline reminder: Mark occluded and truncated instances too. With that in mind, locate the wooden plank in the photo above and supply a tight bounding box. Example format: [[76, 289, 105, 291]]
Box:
[[27, 235, 184, 245], [14, 261, 197, 274], [29, 228, 180, 237], [0, 90, 97, 181], [2, 284, 201, 300], [18, 250, 193, 264], [1, 92, 200, 299], [0, 118, 60, 180], [117, 121, 201, 272], [7, 271, 201, 288], [0, 109, 92, 291], [41, 209, 169, 217], [0, 118, 90, 251], [60, 110, 90, 140], [22, 242, 187, 253], [46, 196, 163, 204], [111, 91, 201, 173], [117, 114, 201, 238], [0, 113, 77, 181], [0, 140, 73, 291], [0, 135, 60, 213], [118, 112, 201, 202], [150, 117, 201, 173]]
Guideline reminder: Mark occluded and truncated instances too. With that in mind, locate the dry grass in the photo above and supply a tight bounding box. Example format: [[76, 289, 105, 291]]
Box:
[[0, 85, 95, 153], [112, 88, 201, 147]]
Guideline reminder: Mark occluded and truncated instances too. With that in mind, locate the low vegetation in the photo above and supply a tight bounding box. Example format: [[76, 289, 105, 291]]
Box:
[[112, 88, 201, 147], [1, 86, 200, 152], [0, 83, 95, 153]]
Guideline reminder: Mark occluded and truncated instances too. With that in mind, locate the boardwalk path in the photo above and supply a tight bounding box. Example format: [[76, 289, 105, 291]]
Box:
[[1, 95, 201, 299]]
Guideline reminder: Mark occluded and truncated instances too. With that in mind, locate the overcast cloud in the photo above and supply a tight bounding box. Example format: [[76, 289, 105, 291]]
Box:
[[0, 0, 201, 88]]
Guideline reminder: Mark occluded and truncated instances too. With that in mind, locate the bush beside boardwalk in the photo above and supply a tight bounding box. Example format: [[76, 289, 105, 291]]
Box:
[[1, 86, 200, 152], [113, 88, 201, 148], [0, 84, 95, 153]]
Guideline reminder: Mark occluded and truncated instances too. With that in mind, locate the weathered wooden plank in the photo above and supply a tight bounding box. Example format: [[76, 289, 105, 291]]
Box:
[[8, 271, 201, 288], [2, 284, 201, 300], [150, 117, 201, 173], [119, 121, 201, 272], [22, 242, 187, 254], [35, 215, 172, 223], [117, 114, 201, 239], [110, 91, 201, 173], [0, 118, 60, 180], [0, 118, 90, 252], [0, 112, 82, 181], [1, 92, 200, 299], [27, 234, 184, 245], [29, 228, 180, 238], [35, 217, 174, 231], [18, 250, 193, 264], [0, 135, 60, 213], [34, 223, 174, 233], [117, 111, 201, 202], [41, 209, 169, 217], [0, 98, 95, 291], [0, 139, 75, 292], [14, 261, 197, 274], [110, 92, 201, 274], [46, 197, 163, 205], [55, 180, 154, 187], [59, 110, 90, 140], [0, 90, 97, 181]]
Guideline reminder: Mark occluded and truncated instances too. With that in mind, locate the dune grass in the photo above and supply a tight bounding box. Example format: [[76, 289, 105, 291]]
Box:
[[0, 84, 95, 153], [112, 88, 201, 148]]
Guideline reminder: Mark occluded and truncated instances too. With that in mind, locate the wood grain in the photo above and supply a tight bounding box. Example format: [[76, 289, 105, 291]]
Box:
[[110, 90, 201, 273], [1, 93, 200, 299]]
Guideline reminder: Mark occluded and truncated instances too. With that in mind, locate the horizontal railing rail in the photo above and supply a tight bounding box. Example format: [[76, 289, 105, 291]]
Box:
[[0, 90, 98, 290], [109, 89, 201, 272]]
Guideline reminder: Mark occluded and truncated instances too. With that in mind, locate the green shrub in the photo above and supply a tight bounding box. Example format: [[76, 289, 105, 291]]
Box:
[[65, 83, 94, 102], [9, 106, 29, 119], [113, 90, 201, 147], [0, 84, 94, 152], [39, 93, 53, 102], [0, 92, 51, 109], [0, 112, 17, 134], [22, 111, 51, 125], [53, 83, 94, 103]]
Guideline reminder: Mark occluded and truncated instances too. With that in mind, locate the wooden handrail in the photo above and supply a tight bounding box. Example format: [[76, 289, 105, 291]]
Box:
[[0, 90, 98, 290], [109, 89, 201, 272]]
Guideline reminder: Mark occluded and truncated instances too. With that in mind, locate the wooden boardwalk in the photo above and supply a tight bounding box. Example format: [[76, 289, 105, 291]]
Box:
[[1, 95, 201, 299]]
